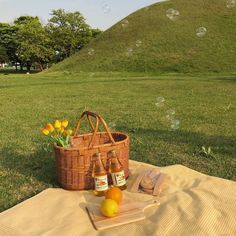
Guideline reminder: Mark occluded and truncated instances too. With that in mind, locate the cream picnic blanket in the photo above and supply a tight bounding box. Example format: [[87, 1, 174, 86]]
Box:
[[0, 160, 235, 236]]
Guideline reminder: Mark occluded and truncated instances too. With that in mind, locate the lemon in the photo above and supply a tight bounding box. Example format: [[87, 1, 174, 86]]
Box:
[[100, 199, 119, 217]]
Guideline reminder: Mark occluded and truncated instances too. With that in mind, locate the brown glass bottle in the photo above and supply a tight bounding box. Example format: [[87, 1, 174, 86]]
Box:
[[109, 150, 127, 190], [92, 153, 108, 196]]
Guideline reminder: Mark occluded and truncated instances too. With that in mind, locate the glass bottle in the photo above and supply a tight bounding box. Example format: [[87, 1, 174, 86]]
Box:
[[109, 150, 127, 190], [92, 153, 108, 196]]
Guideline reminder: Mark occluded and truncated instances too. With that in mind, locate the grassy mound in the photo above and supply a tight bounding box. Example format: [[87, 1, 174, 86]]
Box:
[[49, 0, 236, 73]]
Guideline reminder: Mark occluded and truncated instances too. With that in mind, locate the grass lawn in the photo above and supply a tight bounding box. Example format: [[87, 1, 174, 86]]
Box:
[[0, 72, 235, 211]]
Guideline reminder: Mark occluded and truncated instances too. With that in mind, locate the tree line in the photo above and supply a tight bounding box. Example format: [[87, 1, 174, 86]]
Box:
[[0, 9, 102, 72]]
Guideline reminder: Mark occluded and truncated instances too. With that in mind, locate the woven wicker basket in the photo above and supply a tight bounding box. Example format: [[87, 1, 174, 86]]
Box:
[[54, 111, 129, 190]]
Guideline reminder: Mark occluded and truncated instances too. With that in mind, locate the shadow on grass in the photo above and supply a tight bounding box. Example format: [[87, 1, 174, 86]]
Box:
[[0, 69, 40, 75], [124, 127, 236, 157], [0, 128, 235, 185], [127, 127, 236, 180], [0, 146, 60, 211], [1, 74, 236, 90], [214, 76, 236, 83], [0, 147, 58, 187], [0, 77, 169, 89]]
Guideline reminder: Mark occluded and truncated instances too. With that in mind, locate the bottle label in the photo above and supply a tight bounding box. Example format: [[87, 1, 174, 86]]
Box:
[[94, 175, 108, 191], [111, 171, 126, 187]]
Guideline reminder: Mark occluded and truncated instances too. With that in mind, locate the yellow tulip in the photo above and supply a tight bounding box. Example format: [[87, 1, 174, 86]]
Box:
[[63, 130, 67, 135], [41, 128, 50, 136], [61, 120, 69, 128], [46, 123, 54, 132], [54, 120, 61, 130], [66, 129, 73, 135], [60, 127, 65, 134]]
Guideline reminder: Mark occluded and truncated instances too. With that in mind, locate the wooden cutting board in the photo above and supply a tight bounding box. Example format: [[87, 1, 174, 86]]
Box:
[[86, 199, 160, 231]]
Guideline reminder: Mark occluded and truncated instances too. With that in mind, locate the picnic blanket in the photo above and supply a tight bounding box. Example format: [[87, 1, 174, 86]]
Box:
[[0, 160, 235, 236]]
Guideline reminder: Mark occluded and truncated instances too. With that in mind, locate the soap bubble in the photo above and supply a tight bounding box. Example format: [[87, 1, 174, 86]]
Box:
[[88, 48, 95, 56], [135, 40, 142, 47], [155, 97, 165, 108], [125, 48, 133, 56], [226, 0, 235, 8], [166, 8, 180, 21], [196, 27, 207, 37], [170, 119, 180, 130], [121, 19, 129, 28], [166, 109, 175, 120], [102, 2, 111, 14]]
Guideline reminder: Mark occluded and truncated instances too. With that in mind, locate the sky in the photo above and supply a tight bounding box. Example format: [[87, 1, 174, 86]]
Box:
[[0, 0, 161, 30]]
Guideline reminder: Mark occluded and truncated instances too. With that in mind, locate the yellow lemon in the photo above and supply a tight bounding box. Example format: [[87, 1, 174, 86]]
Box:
[[46, 123, 54, 132], [41, 128, 49, 136], [54, 120, 61, 129], [100, 199, 119, 217], [61, 120, 69, 128]]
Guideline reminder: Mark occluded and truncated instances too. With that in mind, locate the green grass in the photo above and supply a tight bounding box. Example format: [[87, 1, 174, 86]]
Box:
[[49, 0, 236, 73], [0, 72, 235, 212]]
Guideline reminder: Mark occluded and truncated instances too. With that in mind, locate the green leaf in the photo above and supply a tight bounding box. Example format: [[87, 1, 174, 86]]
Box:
[[65, 135, 70, 145]]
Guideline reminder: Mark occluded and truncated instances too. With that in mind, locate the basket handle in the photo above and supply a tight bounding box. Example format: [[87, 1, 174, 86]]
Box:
[[74, 111, 116, 148]]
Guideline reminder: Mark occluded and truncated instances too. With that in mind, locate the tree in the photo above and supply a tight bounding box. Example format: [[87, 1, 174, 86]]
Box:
[[0, 23, 19, 70], [16, 17, 54, 71], [0, 45, 8, 67], [92, 28, 102, 38], [0, 10, 102, 72], [47, 9, 95, 61], [14, 16, 38, 25]]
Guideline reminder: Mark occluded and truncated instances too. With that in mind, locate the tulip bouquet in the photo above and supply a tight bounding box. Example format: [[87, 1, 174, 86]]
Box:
[[41, 119, 73, 147]]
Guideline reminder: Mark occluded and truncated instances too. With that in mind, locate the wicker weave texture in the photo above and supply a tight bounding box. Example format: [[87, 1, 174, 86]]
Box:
[[54, 112, 129, 190]]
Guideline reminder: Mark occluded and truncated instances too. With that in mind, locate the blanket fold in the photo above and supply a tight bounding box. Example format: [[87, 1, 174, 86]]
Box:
[[0, 160, 235, 236]]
